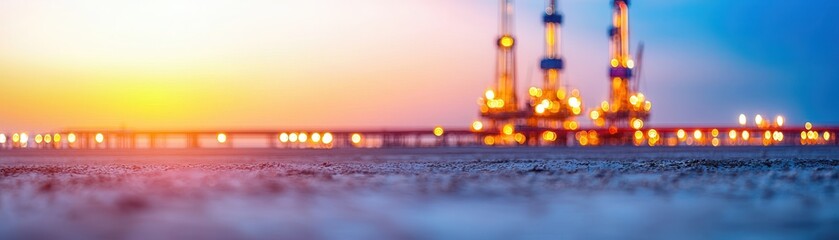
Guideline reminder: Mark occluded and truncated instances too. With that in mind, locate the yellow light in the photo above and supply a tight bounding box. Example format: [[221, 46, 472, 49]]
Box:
[[433, 126, 445, 137], [693, 130, 702, 140], [631, 118, 643, 130], [742, 131, 750, 141], [279, 133, 289, 143], [54, 134, 61, 143], [502, 124, 514, 135], [677, 129, 686, 140], [568, 97, 581, 109], [643, 101, 652, 111], [647, 129, 658, 139], [568, 121, 578, 130], [514, 133, 526, 144], [805, 122, 812, 130], [825, 132, 831, 141], [808, 131, 816, 140], [499, 36, 515, 48], [634, 131, 644, 140], [44, 134, 52, 143], [800, 131, 807, 140], [485, 89, 496, 100], [629, 95, 639, 106], [738, 114, 747, 126], [601, 101, 610, 112], [711, 129, 719, 137], [626, 59, 635, 69], [712, 138, 720, 147], [775, 116, 784, 127], [483, 136, 495, 146], [764, 131, 771, 140], [542, 131, 557, 142], [535, 105, 546, 114], [754, 114, 763, 126], [610, 58, 619, 67], [35, 134, 43, 144], [0, 134, 5, 144], [351, 133, 362, 144], [216, 133, 226, 143], [528, 87, 542, 97], [20, 133, 29, 144], [729, 130, 737, 140], [571, 107, 581, 115], [471, 121, 484, 131], [12, 133, 20, 143], [68, 133, 77, 143], [312, 133, 321, 143], [590, 110, 600, 120], [299, 133, 308, 142], [290, 133, 298, 142], [322, 133, 334, 144], [95, 133, 104, 144]]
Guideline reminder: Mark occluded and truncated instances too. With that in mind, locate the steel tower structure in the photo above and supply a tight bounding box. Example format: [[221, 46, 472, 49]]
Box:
[[590, 0, 651, 131], [526, 0, 583, 131], [480, 0, 521, 138]]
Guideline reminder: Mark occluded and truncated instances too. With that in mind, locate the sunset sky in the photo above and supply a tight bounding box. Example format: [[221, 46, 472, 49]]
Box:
[[0, 0, 836, 132]]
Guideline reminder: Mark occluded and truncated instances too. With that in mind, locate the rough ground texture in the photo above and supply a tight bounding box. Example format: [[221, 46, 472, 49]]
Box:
[[1, 147, 838, 240]]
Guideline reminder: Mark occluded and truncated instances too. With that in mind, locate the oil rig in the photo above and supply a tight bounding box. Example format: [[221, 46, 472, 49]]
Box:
[[478, 0, 584, 146], [588, 0, 651, 138]]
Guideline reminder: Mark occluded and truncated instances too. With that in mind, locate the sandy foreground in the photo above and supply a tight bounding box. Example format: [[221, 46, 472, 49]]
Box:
[[1, 147, 837, 240]]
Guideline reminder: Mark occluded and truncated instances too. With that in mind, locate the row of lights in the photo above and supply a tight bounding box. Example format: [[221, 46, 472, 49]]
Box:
[[0, 132, 88, 147], [216, 132, 338, 145]]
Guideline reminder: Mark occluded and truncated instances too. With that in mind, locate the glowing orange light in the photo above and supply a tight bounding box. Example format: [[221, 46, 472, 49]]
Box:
[[502, 124, 514, 135], [754, 114, 763, 127], [643, 101, 652, 111], [471, 121, 484, 131], [483, 136, 495, 146], [216, 133, 226, 143], [311, 133, 321, 143], [741, 131, 750, 141], [289, 133, 298, 142], [728, 130, 737, 140], [95, 133, 104, 144], [514, 133, 526, 144], [631, 119, 643, 130], [499, 36, 514, 48], [322, 133, 334, 144], [568, 121, 578, 130], [805, 122, 812, 130], [677, 129, 686, 140], [485, 89, 496, 100], [711, 129, 719, 137], [825, 132, 831, 141], [693, 130, 702, 140], [590, 110, 600, 120], [600, 101, 610, 112], [433, 126, 444, 137], [711, 138, 720, 147], [647, 129, 658, 139], [634, 131, 644, 140], [298, 133, 308, 142], [542, 131, 557, 142], [351, 133, 362, 144]]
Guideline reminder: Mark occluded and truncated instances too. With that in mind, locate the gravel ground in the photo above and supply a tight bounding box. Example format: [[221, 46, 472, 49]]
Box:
[[1, 147, 838, 240]]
